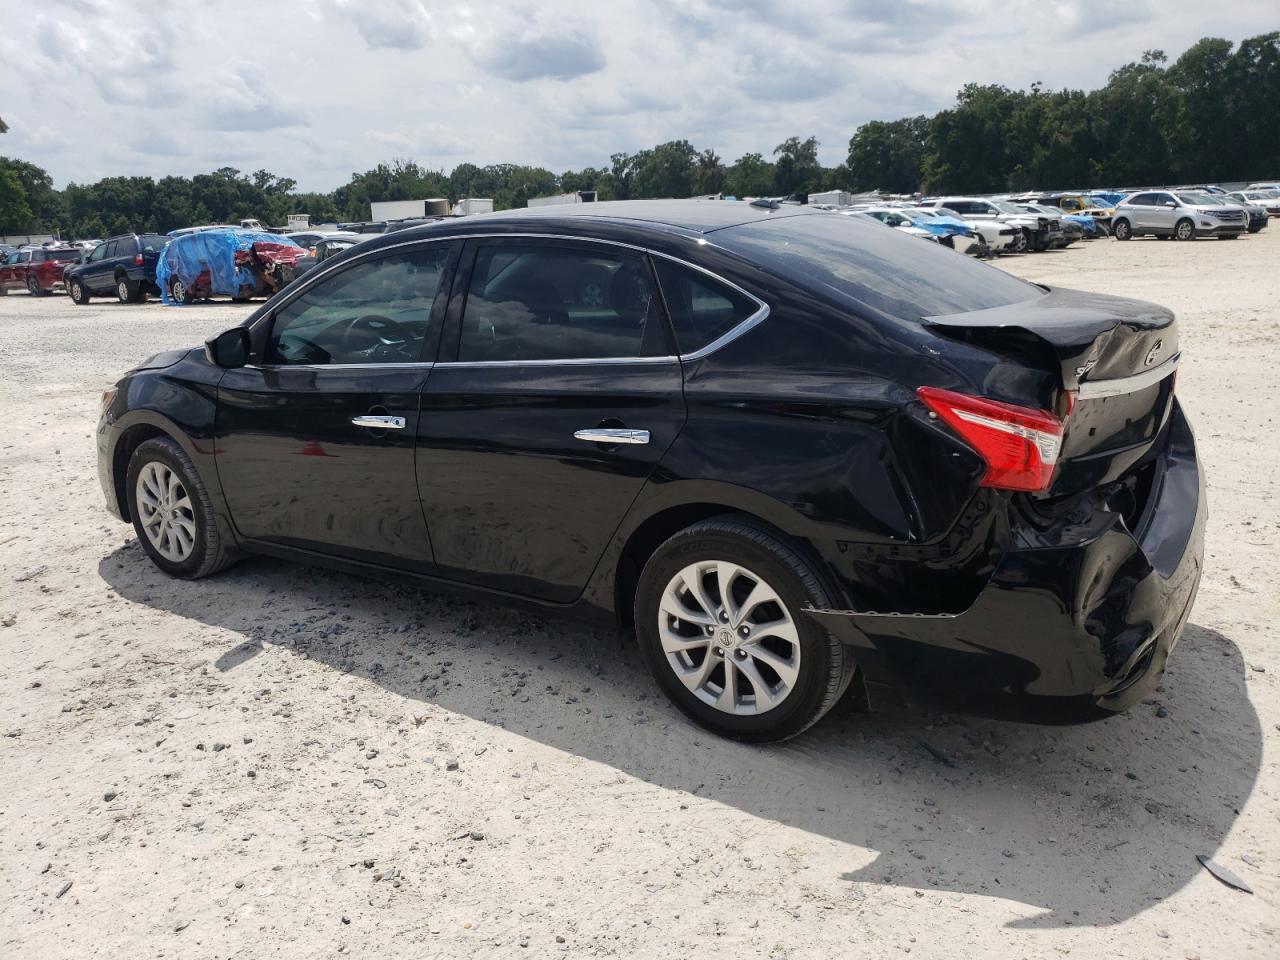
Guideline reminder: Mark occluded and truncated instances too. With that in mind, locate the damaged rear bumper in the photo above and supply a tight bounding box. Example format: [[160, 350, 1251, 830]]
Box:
[[808, 404, 1206, 722]]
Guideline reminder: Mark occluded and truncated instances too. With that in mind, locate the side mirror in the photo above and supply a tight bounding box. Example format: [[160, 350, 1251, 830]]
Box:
[[204, 327, 251, 368], [1164, 200, 1177, 207]]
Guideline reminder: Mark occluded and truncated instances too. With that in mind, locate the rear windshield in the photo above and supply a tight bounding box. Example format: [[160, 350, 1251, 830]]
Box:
[[140, 234, 168, 252], [715, 213, 1041, 320]]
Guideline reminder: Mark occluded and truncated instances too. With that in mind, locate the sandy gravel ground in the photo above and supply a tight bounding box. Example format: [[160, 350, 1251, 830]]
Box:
[[1, 229, 1276, 959]]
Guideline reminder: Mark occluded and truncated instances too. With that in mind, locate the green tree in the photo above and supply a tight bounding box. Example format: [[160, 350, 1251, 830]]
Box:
[[846, 117, 929, 192], [630, 140, 698, 198], [692, 149, 726, 195], [0, 167, 34, 233], [724, 153, 775, 197], [772, 136, 822, 196]]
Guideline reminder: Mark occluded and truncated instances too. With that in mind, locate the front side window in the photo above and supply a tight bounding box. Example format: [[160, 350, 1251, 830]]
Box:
[[655, 259, 760, 354], [458, 243, 662, 362], [267, 245, 451, 365], [87, 243, 108, 262]]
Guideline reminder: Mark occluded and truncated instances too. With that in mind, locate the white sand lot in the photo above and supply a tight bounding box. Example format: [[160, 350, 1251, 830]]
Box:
[[1, 229, 1276, 958]]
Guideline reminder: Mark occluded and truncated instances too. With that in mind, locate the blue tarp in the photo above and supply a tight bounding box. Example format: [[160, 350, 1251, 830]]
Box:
[[157, 229, 300, 304]]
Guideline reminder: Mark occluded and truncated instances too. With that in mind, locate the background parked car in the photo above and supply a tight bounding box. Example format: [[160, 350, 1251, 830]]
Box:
[[65, 233, 168, 304], [921, 197, 1061, 251], [0, 246, 81, 296], [923, 205, 1020, 253], [1227, 190, 1280, 218], [290, 232, 369, 283], [1111, 190, 1247, 240], [156, 229, 305, 304]]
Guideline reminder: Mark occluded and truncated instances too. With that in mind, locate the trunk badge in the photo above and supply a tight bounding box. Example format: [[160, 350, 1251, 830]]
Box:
[[1145, 340, 1164, 366]]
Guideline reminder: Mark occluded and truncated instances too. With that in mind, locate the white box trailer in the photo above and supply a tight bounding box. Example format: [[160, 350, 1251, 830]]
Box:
[[453, 198, 494, 216], [527, 190, 598, 208], [370, 199, 427, 221], [809, 190, 854, 207]]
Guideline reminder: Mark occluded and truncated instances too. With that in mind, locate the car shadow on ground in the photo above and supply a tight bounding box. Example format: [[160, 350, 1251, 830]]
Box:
[[98, 546, 1263, 929]]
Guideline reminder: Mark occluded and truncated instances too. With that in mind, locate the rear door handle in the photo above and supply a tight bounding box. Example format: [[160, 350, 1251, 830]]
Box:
[[573, 428, 649, 445], [351, 415, 406, 430]]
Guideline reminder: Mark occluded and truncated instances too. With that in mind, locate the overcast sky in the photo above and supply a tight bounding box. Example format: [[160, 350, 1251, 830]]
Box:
[[2, 0, 1275, 191]]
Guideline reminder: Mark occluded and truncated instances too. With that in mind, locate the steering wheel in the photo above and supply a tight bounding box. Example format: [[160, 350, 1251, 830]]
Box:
[[340, 314, 416, 361]]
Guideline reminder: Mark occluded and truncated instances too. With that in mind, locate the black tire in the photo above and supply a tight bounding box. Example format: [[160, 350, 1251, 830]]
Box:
[[27, 275, 47, 297], [231, 296, 252, 303], [126, 437, 236, 579], [634, 517, 857, 742], [1112, 218, 1132, 241], [1175, 218, 1195, 241], [116, 276, 134, 303], [169, 276, 194, 304], [69, 278, 90, 304]]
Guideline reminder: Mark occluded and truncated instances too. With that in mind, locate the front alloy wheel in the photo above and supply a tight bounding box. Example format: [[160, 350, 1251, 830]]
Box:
[[1112, 219, 1131, 241], [117, 278, 132, 303], [70, 279, 89, 304], [660, 560, 801, 716], [135, 461, 197, 563], [126, 436, 235, 578], [1175, 219, 1194, 241]]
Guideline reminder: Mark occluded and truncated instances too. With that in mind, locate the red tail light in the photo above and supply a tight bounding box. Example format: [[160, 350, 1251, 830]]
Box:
[[917, 386, 1066, 493], [134, 253, 144, 266]]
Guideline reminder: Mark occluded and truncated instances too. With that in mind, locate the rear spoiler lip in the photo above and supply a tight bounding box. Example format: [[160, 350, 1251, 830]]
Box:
[[923, 287, 1176, 390], [1077, 352, 1180, 400]]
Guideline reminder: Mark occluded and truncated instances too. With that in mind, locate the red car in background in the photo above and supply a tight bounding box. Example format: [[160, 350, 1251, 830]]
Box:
[[0, 246, 82, 296]]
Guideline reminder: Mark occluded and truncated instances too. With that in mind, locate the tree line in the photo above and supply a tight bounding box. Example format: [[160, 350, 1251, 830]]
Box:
[[1, 32, 1277, 238]]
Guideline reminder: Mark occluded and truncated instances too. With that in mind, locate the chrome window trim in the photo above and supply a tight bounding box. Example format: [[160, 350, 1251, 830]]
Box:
[[253, 231, 771, 369], [1076, 352, 1180, 400]]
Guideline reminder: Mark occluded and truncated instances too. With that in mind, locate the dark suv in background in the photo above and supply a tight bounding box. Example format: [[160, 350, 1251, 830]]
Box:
[[65, 233, 168, 304]]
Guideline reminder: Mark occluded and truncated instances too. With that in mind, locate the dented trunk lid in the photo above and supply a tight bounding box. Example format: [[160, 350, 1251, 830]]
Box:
[[925, 287, 1179, 494]]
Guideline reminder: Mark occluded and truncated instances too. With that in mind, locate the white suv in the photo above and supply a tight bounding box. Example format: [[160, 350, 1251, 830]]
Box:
[[1111, 190, 1248, 241]]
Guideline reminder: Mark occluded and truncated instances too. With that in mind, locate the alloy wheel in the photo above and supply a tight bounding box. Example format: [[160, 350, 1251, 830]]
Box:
[[135, 461, 197, 563], [118, 279, 130, 302], [658, 560, 801, 716], [27, 277, 39, 295], [1176, 221, 1193, 240]]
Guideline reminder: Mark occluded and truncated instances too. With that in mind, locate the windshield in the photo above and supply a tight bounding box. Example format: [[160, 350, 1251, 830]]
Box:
[[717, 213, 1041, 321], [1176, 192, 1217, 206], [993, 201, 1029, 215]]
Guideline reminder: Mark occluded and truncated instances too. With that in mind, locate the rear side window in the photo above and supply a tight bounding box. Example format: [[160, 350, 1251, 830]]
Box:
[[717, 214, 1041, 321], [50, 250, 80, 262], [458, 243, 664, 362], [654, 259, 760, 354]]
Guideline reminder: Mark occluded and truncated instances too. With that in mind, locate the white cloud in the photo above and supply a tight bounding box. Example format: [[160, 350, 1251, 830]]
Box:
[[317, 0, 437, 50], [1, 0, 1276, 191]]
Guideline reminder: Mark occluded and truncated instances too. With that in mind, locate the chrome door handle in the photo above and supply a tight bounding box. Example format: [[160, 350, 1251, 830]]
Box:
[[573, 428, 650, 445], [351, 415, 406, 430]]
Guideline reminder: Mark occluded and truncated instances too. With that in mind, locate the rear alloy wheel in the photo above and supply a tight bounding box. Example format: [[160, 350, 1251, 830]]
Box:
[[69, 279, 90, 304], [27, 276, 45, 297], [635, 518, 856, 741], [1013, 230, 1029, 253], [117, 277, 133, 303], [126, 437, 235, 579], [1175, 218, 1195, 241], [169, 276, 193, 304], [1112, 218, 1132, 241]]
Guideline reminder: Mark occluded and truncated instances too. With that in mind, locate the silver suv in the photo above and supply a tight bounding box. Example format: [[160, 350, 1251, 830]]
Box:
[[1111, 190, 1247, 241]]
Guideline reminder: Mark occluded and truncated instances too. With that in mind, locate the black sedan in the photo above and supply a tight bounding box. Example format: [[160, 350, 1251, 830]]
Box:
[[97, 201, 1204, 741]]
